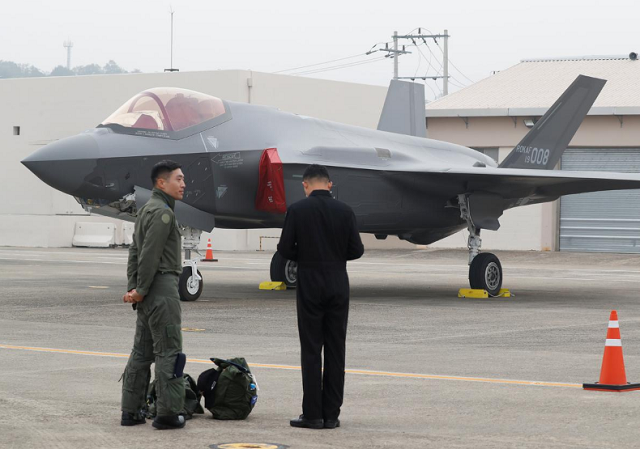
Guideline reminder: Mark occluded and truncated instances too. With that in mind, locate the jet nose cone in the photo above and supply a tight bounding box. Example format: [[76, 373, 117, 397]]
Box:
[[22, 133, 100, 196]]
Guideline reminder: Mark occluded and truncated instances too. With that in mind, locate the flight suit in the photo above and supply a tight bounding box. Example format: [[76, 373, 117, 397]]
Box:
[[277, 189, 364, 421], [121, 188, 185, 417]]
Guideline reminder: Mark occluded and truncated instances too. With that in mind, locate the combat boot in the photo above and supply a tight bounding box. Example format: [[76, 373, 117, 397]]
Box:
[[152, 414, 186, 430], [121, 411, 146, 426]]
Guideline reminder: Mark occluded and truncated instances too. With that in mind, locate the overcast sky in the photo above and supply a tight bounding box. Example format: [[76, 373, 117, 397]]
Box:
[[3, 0, 638, 100]]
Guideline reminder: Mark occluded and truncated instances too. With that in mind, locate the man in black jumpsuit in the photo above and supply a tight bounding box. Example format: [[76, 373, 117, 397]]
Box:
[[277, 164, 364, 429]]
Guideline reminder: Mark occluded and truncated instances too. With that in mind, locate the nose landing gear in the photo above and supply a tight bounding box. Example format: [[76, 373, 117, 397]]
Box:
[[179, 226, 205, 301]]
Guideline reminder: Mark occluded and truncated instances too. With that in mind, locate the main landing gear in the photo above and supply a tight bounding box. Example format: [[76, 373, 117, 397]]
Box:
[[179, 226, 204, 301], [270, 252, 298, 289], [458, 194, 503, 296]]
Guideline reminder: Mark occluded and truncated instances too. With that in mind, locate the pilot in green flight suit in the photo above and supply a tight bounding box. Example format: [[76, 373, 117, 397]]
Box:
[[120, 160, 187, 430]]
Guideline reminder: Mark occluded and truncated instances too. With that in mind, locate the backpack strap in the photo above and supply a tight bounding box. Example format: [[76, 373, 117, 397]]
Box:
[[211, 358, 250, 374]]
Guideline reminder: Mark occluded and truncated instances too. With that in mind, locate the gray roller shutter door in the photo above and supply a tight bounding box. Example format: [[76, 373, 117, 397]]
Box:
[[560, 148, 640, 253]]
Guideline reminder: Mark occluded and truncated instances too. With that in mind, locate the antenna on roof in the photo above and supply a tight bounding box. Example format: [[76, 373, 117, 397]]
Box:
[[165, 6, 179, 72], [63, 40, 73, 70]]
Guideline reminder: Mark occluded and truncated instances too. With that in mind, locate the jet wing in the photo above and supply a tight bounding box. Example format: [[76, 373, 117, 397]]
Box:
[[422, 166, 640, 208], [402, 166, 640, 231], [299, 145, 640, 207]]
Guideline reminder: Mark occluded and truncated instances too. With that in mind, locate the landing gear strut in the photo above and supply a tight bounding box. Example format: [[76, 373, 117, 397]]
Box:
[[458, 194, 503, 296], [179, 226, 204, 301], [270, 252, 297, 288]]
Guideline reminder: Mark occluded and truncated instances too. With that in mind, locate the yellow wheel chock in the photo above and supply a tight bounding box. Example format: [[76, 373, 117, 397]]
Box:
[[458, 288, 512, 298], [259, 281, 287, 291]]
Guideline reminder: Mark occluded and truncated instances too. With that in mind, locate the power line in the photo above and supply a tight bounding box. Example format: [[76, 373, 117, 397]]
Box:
[[422, 77, 438, 100], [433, 40, 475, 85], [414, 41, 439, 77], [290, 56, 386, 76], [273, 53, 368, 74], [419, 39, 469, 92], [421, 40, 444, 74], [419, 41, 468, 88], [419, 45, 466, 89], [413, 45, 423, 78]]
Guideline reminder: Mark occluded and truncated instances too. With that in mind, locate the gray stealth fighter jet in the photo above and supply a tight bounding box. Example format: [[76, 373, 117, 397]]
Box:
[[22, 75, 640, 300]]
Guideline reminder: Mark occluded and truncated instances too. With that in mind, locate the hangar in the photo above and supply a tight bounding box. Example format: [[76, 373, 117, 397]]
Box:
[[426, 54, 640, 253]]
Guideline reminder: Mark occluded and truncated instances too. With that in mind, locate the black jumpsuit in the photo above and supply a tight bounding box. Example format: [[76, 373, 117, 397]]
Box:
[[277, 189, 364, 421]]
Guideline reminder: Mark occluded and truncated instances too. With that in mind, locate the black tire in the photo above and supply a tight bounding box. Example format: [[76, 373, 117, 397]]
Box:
[[270, 252, 297, 288], [469, 252, 502, 296], [179, 267, 203, 301]]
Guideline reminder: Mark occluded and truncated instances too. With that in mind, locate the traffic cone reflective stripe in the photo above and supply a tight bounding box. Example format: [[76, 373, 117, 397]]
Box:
[[203, 238, 218, 262], [597, 311, 627, 385], [583, 310, 640, 392]]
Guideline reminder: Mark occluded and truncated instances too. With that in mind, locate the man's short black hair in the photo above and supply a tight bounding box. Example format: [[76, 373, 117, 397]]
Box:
[[303, 164, 331, 182], [151, 160, 182, 185]]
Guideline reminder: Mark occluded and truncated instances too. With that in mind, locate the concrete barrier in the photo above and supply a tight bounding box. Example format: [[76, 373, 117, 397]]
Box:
[[72, 222, 116, 248], [122, 222, 134, 246]]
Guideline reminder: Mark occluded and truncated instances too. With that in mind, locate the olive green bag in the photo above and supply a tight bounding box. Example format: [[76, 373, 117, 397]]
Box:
[[145, 373, 205, 419], [197, 357, 258, 420]]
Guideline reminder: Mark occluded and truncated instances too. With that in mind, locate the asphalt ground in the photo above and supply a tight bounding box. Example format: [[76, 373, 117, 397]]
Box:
[[1, 246, 640, 449]]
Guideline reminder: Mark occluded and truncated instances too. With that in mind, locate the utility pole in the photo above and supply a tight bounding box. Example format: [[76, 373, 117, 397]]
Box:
[[63, 40, 73, 70], [367, 31, 410, 79], [368, 29, 451, 95], [443, 29, 449, 95], [393, 31, 399, 80], [165, 7, 179, 72]]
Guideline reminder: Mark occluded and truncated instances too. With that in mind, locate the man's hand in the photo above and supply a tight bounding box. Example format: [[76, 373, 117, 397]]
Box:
[[130, 290, 144, 303], [123, 289, 144, 304]]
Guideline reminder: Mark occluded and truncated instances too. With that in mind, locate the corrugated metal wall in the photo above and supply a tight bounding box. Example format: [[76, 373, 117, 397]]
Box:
[[560, 148, 640, 253]]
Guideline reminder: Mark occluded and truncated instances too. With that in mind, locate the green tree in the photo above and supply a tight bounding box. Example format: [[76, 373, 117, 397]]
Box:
[[0, 60, 23, 79], [103, 60, 126, 74], [74, 64, 104, 75], [50, 65, 75, 76], [20, 64, 45, 77]]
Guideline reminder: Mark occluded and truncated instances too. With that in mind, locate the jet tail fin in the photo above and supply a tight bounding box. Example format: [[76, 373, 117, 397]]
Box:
[[377, 80, 426, 137], [499, 75, 606, 169]]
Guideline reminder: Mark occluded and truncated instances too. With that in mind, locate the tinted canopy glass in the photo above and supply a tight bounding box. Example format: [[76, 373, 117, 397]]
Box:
[[101, 87, 226, 132]]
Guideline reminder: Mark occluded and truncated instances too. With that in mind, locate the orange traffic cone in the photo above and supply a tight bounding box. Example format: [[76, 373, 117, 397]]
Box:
[[583, 310, 640, 392], [202, 238, 218, 262]]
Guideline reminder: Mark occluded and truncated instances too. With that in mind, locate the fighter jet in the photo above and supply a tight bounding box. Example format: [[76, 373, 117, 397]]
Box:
[[22, 75, 640, 300]]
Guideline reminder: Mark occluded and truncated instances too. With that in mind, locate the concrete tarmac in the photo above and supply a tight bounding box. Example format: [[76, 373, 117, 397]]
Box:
[[1, 247, 640, 448]]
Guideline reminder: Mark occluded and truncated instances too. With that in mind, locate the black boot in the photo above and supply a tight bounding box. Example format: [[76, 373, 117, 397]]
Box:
[[121, 411, 146, 426], [324, 418, 340, 429], [152, 415, 186, 430], [290, 414, 324, 429]]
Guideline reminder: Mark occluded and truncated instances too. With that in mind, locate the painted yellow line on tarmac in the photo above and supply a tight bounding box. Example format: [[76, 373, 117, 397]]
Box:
[[0, 344, 581, 388]]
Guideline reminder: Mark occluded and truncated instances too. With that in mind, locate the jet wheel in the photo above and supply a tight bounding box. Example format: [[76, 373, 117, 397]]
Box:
[[469, 253, 502, 296], [179, 267, 203, 301], [270, 252, 297, 289]]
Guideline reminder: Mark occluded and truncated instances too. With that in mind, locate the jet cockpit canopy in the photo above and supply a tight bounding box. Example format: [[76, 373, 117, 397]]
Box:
[[101, 87, 227, 133]]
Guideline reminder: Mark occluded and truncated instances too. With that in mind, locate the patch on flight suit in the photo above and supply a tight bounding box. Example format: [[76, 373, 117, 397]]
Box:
[[162, 213, 171, 224]]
